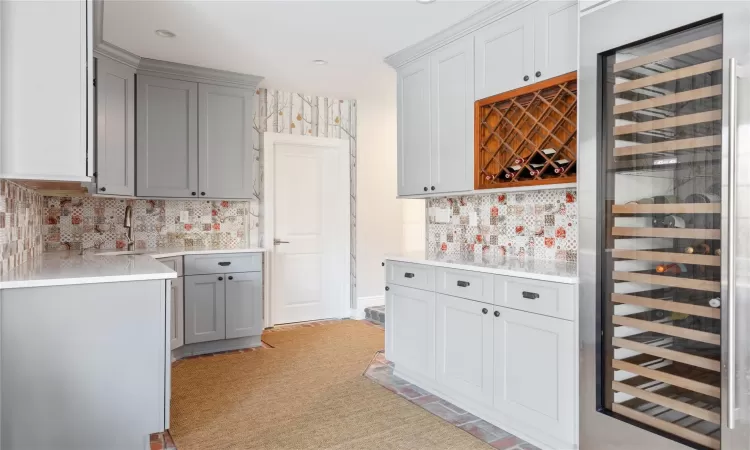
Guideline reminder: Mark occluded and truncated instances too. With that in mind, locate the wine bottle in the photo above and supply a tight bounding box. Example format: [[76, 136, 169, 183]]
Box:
[[528, 163, 545, 176], [715, 248, 721, 256], [656, 263, 687, 275], [554, 159, 570, 174], [685, 242, 711, 254], [652, 214, 686, 228], [685, 193, 721, 203]]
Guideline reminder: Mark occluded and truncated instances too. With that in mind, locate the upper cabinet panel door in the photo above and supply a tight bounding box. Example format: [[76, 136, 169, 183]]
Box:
[[95, 57, 135, 196], [198, 84, 255, 199], [435, 294, 493, 406], [493, 307, 575, 445], [136, 75, 199, 198], [474, 7, 535, 100], [397, 56, 431, 196], [533, 1, 578, 83], [184, 275, 226, 344], [1, 0, 90, 181], [225, 272, 263, 339], [430, 35, 474, 194]]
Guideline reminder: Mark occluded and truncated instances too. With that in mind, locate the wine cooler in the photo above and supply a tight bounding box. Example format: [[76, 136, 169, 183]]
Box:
[[580, 2, 750, 450]]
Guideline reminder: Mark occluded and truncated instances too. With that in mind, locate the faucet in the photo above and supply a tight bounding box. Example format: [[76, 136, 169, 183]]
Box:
[[123, 205, 134, 251]]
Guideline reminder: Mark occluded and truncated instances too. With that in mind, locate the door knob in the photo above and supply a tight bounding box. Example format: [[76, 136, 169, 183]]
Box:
[[482, 308, 488, 314], [218, 276, 224, 281], [423, 187, 428, 192], [273, 239, 290, 245], [494, 311, 500, 317], [228, 276, 233, 280], [523, 75, 529, 81], [535, 71, 542, 77]]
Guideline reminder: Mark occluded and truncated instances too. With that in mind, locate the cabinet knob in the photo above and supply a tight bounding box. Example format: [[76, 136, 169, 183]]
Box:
[[385, 286, 390, 291], [201, 192, 206, 196], [482, 308, 488, 315], [218, 276, 224, 281], [535, 71, 542, 77], [381, 262, 384, 267], [431, 186, 435, 191], [523, 75, 529, 81], [100, 187, 106, 192], [228, 276, 233, 280], [423, 187, 428, 192], [494, 311, 500, 317], [191, 192, 197, 196]]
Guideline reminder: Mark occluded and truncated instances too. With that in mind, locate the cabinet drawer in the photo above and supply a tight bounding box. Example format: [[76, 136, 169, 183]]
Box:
[[157, 256, 183, 277], [185, 253, 261, 275], [386, 261, 435, 291], [435, 267, 494, 304], [495, 277, 575, 321]]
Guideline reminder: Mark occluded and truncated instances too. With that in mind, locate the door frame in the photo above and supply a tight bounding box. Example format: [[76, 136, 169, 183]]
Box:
[[262, 132, 351, 327]]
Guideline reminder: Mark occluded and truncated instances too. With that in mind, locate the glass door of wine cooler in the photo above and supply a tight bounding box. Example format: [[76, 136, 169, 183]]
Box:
[[580, 2, 750, 450]]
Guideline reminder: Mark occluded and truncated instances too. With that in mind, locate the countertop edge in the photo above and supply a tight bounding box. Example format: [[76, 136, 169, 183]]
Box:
[[384, 256, 579, 284], [0, 272, 178, 290]]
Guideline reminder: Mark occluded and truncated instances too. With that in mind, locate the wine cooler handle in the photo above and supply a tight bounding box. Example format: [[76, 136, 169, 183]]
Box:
[[727, 57, 738, 430]]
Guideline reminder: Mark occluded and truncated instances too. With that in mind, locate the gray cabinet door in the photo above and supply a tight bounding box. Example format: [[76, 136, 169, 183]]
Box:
[[430, 35, 474, 194], [397, 55, 431, 196], [198, 84, 255, 199], [170, 277, 184, 350], [533, 0, 577, 83], [184, 274, 225, 344], [95, 56, 135, 196], [136, 75, 199, 198], [225, 272, 263, 339]]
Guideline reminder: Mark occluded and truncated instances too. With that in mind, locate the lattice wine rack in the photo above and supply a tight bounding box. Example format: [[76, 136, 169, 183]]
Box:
[[474, 72, 577, 189]]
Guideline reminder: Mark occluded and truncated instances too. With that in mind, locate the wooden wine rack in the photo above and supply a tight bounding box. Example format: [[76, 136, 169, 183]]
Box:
[[474, 72, 577, 189], [606, 25, 724, 450]]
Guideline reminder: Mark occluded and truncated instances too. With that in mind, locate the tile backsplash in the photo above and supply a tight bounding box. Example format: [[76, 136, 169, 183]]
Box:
[[0, 180, 45, 273], [43, 197, 255, 252], [426, 189, 577, 261]]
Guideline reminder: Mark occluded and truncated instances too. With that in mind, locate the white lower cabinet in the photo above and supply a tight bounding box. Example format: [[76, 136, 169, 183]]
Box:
[[493, 306, 576, 445], [386, 284, 436, 380], [435, 294, 493, 406]]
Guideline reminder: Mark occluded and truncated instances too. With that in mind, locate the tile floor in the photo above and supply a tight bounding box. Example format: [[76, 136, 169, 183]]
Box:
[[363, 351, 540, 450]]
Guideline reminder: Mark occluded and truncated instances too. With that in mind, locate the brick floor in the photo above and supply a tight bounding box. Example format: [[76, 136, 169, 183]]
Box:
[[363, 350, 541, 450]]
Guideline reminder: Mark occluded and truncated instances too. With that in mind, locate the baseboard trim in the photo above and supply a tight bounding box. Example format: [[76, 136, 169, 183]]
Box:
[[351, 295, 385, 319]]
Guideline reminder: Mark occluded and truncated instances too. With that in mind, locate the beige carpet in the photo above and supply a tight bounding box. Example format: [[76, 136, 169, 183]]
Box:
[[170, 320, 492, 450]]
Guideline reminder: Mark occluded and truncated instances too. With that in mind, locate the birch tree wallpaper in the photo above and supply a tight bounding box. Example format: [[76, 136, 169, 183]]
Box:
[[252, 88, 358, 308]]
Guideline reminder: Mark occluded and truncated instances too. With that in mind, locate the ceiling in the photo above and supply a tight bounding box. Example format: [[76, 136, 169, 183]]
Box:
[[103, 0, 490, 99]]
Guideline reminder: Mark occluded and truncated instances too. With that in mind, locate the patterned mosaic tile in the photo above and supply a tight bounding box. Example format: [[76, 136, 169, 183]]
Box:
[[364, 351, 541, 450], [0, 181, 45, 273], [43, 197, 255, 251], [427, 189, 577, 262]]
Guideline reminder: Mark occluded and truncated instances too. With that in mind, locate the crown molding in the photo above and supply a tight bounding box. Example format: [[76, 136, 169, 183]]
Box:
[[384, 0, 537, 69], [92, 0, 140, 68], [137, 58, 263, 89]]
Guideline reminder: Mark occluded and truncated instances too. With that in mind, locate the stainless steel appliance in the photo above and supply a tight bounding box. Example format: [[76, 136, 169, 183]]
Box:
[[580, 2, 750, 449]]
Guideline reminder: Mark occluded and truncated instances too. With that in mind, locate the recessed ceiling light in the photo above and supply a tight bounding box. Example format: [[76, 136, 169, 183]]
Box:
[[417, 0, 436, 3], [155, 29, 176, 38], [312, 59, 328, 65]]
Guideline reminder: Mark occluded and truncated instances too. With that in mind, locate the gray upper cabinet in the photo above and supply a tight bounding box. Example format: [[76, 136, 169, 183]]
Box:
[[225, 272, 263, 339], [474, 6, 535, 100], [533, 1, 578, 84], [136, 75, 199, 198], [184, 274, 226, 344], [198, 84, 255, 199], [397, 56, 431, 197], [430, 35, 474, 194], [95, 56, 135, 196]]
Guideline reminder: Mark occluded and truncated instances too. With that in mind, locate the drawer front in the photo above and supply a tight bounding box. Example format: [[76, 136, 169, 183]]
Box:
[[386, 261, 435, 291], [495, 276, 575, 321], [435, 267, 494, 304], [157, 256, 183, 277], [185, 253, 262, 275]]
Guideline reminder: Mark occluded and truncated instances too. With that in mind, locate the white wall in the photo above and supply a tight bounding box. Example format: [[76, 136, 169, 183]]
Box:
[[355, 74, 403, 305], [402, 199, 425, 253]]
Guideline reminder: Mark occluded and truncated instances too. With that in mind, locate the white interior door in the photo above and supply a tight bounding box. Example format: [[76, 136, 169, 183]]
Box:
[[266, 133, 350, 325]]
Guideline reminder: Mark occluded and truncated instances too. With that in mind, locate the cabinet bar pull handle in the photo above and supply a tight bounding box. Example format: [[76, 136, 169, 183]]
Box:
[[457, 280, 470, 287], [404, 273, 415, 278], [522, 291, 540, 299], [218, 262, 231, 266]]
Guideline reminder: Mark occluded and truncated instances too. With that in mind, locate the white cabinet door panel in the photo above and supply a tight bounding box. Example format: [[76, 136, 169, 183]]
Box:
[[534, 1, 578, 82], [225, 272, 263, 339], [386, 284, 436, 380], [397, 56, 431, 196], [493, 307, 575, 444], [436, 294, 493, 406], [474, 7, 535, 99], [430, 35, 474, 194], [184, 274, 225, 344]]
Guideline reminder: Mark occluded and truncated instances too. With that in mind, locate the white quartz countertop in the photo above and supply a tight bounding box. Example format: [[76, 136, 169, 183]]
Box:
[[0, 246, 266, 290], [386, 252, 578, 284]]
